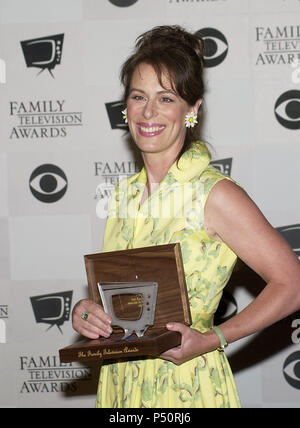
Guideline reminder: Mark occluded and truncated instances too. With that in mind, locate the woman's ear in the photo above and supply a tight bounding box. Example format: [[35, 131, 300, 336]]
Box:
[[194, 98, 203, 114]]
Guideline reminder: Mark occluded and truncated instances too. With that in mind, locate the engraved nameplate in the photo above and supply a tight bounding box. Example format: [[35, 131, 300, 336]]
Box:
[[98, 282, 158, 340]]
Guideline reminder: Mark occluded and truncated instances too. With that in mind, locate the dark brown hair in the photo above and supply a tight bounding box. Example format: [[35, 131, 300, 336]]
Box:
[[120, 25, 205, 152]]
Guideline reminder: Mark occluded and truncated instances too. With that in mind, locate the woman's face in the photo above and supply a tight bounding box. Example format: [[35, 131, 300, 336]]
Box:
[[126, 63, 197, 159]]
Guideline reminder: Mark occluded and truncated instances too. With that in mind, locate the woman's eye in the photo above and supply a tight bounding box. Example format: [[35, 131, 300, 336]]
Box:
[[132, 95, 144, 101], [161, 97, 173, 103]]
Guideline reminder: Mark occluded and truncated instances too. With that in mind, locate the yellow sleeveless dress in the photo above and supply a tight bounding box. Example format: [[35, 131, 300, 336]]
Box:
[[96, 141, 241, 408]]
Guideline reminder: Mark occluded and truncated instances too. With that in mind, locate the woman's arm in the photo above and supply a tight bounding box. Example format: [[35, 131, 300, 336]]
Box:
[[162, 179, 300, 364], [204, 179, 300, 343]]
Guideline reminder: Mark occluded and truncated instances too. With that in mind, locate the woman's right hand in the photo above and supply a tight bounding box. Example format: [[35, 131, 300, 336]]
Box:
[[72, 299, 113, 339]]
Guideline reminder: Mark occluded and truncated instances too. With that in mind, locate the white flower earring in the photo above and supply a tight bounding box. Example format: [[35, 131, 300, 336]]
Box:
[[185, 111, 198, 128], [122, 108, 128, 123]]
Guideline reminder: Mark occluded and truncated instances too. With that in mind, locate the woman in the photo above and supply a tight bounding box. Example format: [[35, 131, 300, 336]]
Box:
[[73, 26, 300, 408]]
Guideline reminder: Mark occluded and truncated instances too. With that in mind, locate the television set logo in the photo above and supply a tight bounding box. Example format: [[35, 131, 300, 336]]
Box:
[[195, 28, 228, 68], [30, 291, 73, 334], [109, 0, 138, 6], [276, 223, 300, 259], [29, 164, 68, 203], [274, 90, 300, 130], [210, 158, 232, 176], [20, 34, 64, 78], [105, 101, 129, 130]]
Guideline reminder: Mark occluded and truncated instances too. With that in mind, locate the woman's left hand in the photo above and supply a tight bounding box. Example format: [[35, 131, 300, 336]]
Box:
[[160, 322, 217, 365]]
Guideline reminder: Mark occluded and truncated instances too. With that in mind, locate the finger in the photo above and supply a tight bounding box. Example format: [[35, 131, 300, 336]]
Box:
[[73, 300, 111, 327], [76, 324, 101, 340], [166, 322, 188, 334], [86, 302, 112, 324], [80, 300, 112, 324], [83, 312, 112, 337], [72, 315, 100, 339], [74, 316, 112, 339], [74, 313, 112, 338], [72, 300, 112, 338], [160, 348, 181, 365]]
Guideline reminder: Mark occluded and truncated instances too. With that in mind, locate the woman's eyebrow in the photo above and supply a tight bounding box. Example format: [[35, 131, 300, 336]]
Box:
[[129, 88, 178, 96]]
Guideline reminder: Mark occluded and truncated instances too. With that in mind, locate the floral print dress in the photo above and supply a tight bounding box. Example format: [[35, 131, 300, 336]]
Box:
[[96, 141, 241, 408]]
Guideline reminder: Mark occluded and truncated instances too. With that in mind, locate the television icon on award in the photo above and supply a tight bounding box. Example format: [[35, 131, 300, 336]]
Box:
[[30, 291, 73, 334], [210, 158, 232, 176], [105, 101, 129, 130], [20, 33, 64, 78], [98, 282, 158, 340]]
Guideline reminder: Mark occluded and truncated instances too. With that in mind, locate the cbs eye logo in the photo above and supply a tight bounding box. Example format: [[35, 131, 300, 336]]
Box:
[[283, 351, 300, 389], [195, 28, 228, 68], [274, 90, 300, 130], [108, 0, 138, 6], [29, 164, 68, 203]]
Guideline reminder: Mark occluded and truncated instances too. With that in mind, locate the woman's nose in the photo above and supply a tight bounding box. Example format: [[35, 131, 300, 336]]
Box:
[[143, 101, 157, 119]]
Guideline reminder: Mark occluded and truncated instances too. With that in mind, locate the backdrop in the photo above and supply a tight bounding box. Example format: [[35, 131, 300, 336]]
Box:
[[0, 0, 300, 408]]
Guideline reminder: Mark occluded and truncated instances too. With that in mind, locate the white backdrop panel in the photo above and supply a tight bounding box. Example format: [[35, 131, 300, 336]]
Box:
[[0, 0, 299, 408]]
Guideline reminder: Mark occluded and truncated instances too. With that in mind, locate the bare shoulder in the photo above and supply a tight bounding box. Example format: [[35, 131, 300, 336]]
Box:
[[205, 178, 265, 226], [206, 178, 251, 210], [204, 179, 256, 241], [204, 178, 299, 283]]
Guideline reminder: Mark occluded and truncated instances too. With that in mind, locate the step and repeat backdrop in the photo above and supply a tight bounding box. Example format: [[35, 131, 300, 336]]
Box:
[[0, 0, 300, 408]]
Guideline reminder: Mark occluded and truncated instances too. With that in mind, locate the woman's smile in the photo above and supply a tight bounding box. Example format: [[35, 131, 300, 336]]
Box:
[[137, 122, 166, 137]]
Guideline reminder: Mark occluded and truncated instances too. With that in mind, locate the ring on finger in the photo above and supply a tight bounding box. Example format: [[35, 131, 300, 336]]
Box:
[[81, 311, 89, 321]]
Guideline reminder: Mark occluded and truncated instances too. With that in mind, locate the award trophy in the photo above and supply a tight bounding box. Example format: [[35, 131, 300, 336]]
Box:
[[59, 243, 191, 362]]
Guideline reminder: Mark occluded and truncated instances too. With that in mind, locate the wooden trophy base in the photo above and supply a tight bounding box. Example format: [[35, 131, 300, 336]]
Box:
[[59, 244, 191, 362], [59, 330, 181, 363]]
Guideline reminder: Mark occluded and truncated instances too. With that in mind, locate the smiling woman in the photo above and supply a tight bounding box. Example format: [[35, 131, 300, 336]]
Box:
[[72, 25, 300, 409], [121, 25, 205, 153], [126, 63, 200, 161]]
